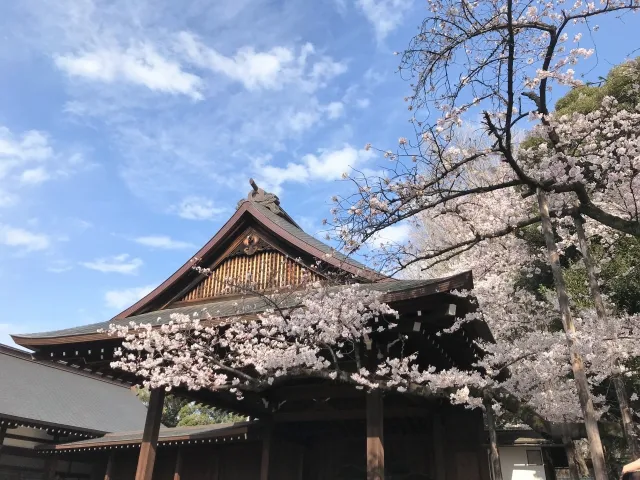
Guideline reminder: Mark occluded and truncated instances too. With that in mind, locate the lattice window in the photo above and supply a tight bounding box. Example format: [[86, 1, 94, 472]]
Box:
[[178, 251, 321, 302]]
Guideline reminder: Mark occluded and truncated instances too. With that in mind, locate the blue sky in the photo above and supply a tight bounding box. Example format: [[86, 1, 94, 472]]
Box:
[[0, 0, 638, 347]]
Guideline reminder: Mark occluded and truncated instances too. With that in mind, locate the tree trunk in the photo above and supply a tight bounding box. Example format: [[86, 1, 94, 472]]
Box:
[[537, 190, 608, 480], [484, 395, 503, 480], [574, 215, 639, 459]]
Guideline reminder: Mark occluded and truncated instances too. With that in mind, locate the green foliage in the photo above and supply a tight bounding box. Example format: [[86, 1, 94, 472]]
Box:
[[176, 402, 245, 427], [556, 57, 640, 116], [555, 85, 602, 116], [598, 236, 640, 315], [136, 388, 244, 427]]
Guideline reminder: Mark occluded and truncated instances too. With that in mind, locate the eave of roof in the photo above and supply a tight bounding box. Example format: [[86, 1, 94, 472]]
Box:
[[39, 422, 255, 451], [12, 272, 474, 347]]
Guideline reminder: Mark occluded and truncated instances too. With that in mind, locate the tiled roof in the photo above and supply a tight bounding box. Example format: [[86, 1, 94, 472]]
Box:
[[250, 201, 372, 272], [41, 422, 254, 450], [16, 274, 470, 340], [0, 345, 147, 433]]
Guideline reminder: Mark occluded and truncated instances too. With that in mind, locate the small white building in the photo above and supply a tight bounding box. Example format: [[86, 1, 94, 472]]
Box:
[[491, 429, 573, 480]]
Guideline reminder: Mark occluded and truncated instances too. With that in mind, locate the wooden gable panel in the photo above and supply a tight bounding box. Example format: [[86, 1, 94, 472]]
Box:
[[178, 250, 323, 303]]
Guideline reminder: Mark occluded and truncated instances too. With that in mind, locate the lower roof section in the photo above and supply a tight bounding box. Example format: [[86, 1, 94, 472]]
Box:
[[39, 422, 255, 452], [0, 344, 147, 434]]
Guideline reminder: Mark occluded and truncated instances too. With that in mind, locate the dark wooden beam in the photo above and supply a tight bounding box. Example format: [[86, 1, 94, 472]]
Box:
[[134, 387, 165, 480], [0, 425, 6, 462], [260, 424, 272, 480], [274, 406, 432, 423], [271, 383, 364, 401], [431, 416, 446, 480], [104, 452, 115, 480], [44, 455, 58, 480], [366, 391, 384, 480], [173, 448, 183, 480]]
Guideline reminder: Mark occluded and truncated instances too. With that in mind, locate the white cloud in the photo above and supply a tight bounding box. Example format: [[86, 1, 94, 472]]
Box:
[[81, 254, 143, 274], [255, 145, 375, 193], [176, 33, 347, 93], [302, 146, 375, 180], [356, 98, 371, 108], [356, 0, 414, 40], [325, 101, 345, 119], [0, 126, 87, 205], [370, 223, 411, 247], [105, 284, 155, 310], [0, 128, 52, 180], [20, 167, 50, 185], [174, 197, 226, 221], [0, 225, 51, 251], [134, 235, 195, 250], [55, 43, 204, 100]]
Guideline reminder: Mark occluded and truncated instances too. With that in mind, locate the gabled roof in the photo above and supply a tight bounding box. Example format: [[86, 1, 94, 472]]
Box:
[[112, 183, 387, 320], [13, 272, 475, 345], [0, 344, 147, 434]]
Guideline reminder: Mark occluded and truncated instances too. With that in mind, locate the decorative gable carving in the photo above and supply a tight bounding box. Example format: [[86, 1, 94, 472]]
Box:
[[177, 249, 323, 303]]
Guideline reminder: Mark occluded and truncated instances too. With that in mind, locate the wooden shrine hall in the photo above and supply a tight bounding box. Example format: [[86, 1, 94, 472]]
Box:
[[13, 181, 495, 480]]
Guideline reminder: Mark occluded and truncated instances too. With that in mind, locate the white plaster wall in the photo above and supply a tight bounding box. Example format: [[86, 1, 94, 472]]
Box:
[[499, 446, 546, 480]]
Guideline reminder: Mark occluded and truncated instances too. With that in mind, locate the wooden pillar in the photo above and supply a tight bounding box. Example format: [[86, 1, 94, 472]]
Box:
[[104, 452, 115, 480], [134, 387, 165, 480], [297, 444, 305, 480], [366, 390, 384, 480], [45, 455, 58, 480], [431, 416, 446, 480], [260, 427, 272, 480], [0, 425, 6, 461], [210, 450, 220, 480], [542, 448, 557, 480], [173, 448, 183, 480]]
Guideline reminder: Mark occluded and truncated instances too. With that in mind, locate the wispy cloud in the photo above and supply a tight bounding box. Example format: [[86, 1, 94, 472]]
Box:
[[177, 34, 347, 92], [104, 284, 155, 310], [0, 225, 51, 252], [55, 43, 204, 100], [134, 235, 195, 250], [0, 125, 88, 205], [173, 197, 226, 221], [356, 0, 414, 41], [81, 254, 143, 274], [254, 145, 375, 193]]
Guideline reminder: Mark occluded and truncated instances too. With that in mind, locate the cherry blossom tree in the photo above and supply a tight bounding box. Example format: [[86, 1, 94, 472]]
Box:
[[330, 1, 640, 476]]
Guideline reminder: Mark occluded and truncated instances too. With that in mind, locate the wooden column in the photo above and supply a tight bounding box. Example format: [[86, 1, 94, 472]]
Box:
[[366, 390, 384, 480], [260, 427, 272, 480], [45, 455, 58, 480], [134, 387, 165, 480], [104, 452, 115, 480], [0, 425, 6, 461], [173, 448, 183, 480], [431, 416, 446, 480]]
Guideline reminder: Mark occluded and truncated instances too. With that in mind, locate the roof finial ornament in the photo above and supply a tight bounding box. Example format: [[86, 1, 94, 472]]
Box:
[[240, 178, 284, 215]]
